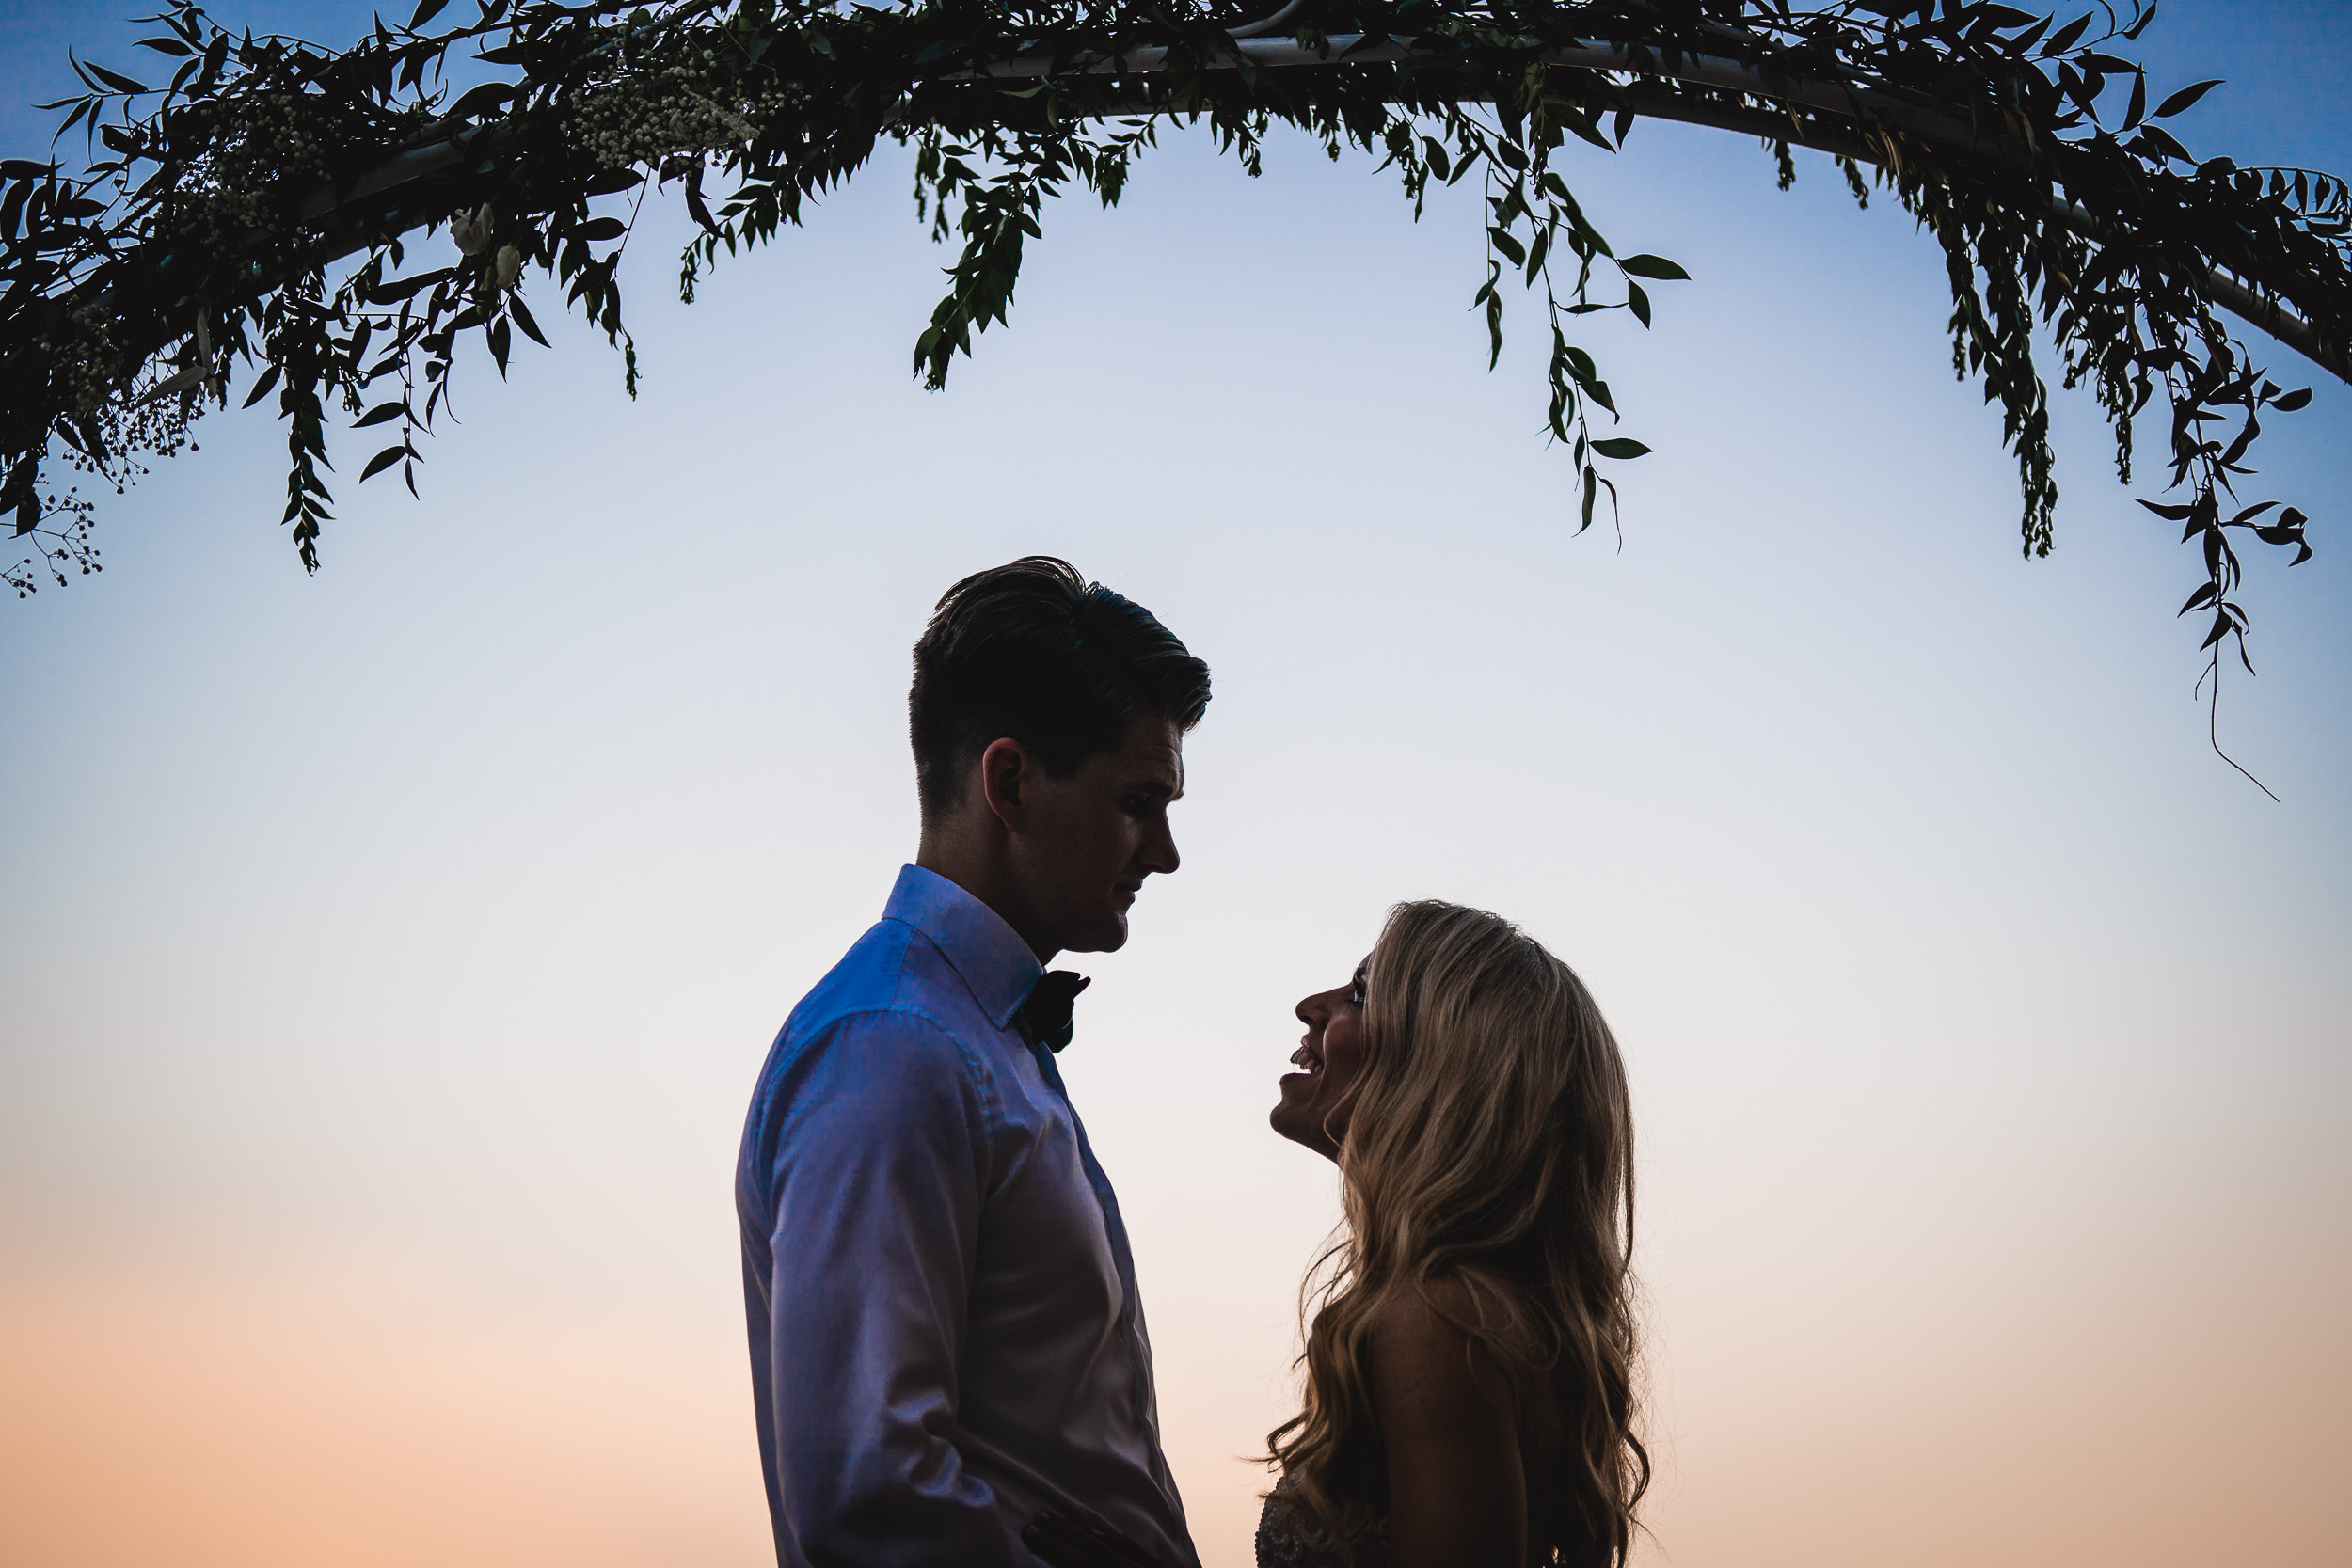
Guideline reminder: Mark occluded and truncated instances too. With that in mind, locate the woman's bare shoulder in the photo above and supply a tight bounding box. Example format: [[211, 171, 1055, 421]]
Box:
[[1363, 1271, 1546, 1400]]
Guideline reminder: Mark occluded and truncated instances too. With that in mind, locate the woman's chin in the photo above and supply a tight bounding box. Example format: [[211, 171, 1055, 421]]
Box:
[[1270, 1078, 1319, 1141], [1274, 1073, 1318, 1117]]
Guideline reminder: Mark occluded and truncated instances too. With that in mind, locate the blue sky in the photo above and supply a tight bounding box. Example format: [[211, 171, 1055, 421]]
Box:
[[2, 5, 2346, 1566]]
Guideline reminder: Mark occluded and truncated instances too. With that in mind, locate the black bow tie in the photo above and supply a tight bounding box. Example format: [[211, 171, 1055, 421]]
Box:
[[1014, 971, 1090, 1054]]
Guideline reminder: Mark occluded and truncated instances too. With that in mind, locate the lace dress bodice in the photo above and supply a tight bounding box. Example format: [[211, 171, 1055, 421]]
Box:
[[1253, 1476, 1390, 1568]]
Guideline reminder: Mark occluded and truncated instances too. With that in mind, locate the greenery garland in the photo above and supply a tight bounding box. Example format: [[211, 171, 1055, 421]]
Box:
[[2, 0, 2345, 775]]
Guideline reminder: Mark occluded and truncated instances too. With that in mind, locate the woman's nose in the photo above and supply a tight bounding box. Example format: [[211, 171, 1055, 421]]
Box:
[[1295, 992, 1323, 1027]]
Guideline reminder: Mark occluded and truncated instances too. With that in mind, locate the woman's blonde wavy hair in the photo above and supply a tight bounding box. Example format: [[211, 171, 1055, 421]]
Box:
[[1267, 900, 1647, 1565]]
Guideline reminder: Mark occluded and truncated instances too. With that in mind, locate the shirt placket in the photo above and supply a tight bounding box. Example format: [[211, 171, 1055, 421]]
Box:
[[1020, 1038, 1141, 1315]]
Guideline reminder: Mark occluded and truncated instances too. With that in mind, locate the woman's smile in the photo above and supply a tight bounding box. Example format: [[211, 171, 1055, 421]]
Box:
[[1270, 959, 1371, 1160]]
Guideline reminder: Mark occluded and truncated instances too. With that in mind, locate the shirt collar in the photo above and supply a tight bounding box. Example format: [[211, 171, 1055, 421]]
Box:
[[883, 863, 1043, 1031]]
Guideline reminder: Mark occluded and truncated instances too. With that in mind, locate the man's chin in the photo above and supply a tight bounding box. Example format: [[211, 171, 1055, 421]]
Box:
[[1064, 911, 1131, 955]]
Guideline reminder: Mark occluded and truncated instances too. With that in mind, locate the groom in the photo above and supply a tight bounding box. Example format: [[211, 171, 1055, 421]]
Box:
[[737, 557, 1209, 1567]]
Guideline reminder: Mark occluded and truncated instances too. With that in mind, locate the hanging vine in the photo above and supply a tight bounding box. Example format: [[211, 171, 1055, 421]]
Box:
[[2, 0, 2345, 778]]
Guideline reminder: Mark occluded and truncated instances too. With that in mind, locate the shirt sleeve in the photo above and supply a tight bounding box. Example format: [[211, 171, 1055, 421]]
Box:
[[757, 1008, 1027, 1568]]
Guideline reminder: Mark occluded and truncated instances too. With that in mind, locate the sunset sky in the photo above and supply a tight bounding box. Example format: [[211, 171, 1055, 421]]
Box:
[[2, 3, 2346, 1566]]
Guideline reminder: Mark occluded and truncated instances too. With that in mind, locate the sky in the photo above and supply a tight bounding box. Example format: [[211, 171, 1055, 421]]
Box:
[[1, 4, 2347, 1567]]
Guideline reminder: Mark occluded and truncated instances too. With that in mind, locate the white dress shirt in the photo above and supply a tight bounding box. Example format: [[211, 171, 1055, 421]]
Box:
[[737, 864, 1197, 1567]]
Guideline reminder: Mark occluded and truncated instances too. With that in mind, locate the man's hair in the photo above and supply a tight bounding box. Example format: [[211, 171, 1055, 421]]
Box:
[[910, 556, 1211, 819]]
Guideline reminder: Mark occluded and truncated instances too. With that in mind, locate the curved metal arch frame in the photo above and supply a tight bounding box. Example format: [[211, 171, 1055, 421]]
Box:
[[27, 30, 2349, 391]]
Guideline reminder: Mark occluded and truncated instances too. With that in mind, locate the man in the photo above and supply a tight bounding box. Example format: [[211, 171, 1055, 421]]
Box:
[[737, 557, 1210, 1567]]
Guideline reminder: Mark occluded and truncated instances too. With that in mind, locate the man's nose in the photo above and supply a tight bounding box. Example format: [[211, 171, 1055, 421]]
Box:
[[1141, 815, 1179, 877]]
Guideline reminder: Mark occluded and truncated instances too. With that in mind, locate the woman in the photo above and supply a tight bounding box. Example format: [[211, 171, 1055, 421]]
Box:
[[1028, 900, 1646, 1568]]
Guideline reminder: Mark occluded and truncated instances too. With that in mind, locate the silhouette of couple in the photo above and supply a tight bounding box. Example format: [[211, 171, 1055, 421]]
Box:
[[738, 559, 1645, 1568]]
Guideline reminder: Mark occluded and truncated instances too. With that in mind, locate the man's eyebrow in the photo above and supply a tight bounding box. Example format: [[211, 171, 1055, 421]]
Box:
[[1123, 777, 1182, 800]]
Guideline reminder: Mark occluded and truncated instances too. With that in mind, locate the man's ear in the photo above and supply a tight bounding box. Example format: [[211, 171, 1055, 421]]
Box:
[[977, 737, 1029, 832]]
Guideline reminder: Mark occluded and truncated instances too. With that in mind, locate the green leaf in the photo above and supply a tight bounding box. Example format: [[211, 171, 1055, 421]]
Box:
[[408, 0, 451, 27], [1590, 438, 1650, 459], [1625, 279, 1650, 328], [580, 168, 644, 198], [1488, 227, 1526, 267], [1617, 254, 1689, 280], [364, 268, 454, 306], [239, 363, 282, 409], [508, 293, 549, 347], [2041, 13, 2091, 55], [84, 62, 150, 95], [571, 216, 628, 243], [352, 401, 406, 427], [446, 82, 516, 122], [2153, 79, 2222, 119], [2270, 387, 2312, 411], [358, 444, 406, 483], [1560, 107, 1614, 154]]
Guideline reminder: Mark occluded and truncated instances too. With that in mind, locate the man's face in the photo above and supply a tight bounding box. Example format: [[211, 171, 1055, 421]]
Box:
[[1009, 714, 1185, 956]]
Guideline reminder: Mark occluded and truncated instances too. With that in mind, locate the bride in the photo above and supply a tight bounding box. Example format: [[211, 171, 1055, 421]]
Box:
[[1028, 899, 1647, 1568]]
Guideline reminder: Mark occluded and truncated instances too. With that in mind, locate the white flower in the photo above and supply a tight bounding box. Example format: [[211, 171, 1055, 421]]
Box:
[[494, 244, 522, 289], [451, 202, 493, 257]]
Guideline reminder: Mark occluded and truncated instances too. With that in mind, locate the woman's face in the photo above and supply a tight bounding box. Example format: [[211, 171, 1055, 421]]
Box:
[[1270, 957, 1372, 1161]]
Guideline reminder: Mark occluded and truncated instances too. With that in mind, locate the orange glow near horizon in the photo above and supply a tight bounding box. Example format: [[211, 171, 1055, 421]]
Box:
[[7, 1180, 2348, 1568]]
